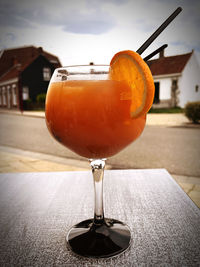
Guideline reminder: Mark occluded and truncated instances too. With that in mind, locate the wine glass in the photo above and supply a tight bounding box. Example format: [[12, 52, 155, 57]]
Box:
[[45, 64, 146, 258]]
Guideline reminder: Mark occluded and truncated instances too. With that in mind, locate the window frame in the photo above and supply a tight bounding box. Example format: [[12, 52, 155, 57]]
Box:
[[43, 67, 51, 81]]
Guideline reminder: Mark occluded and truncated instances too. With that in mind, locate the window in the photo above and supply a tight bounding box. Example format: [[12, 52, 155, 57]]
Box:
[[12, 84, 17, 105], [195, 85, 199, 92], [2, 87, 6, 105], [7, 85, 11, 108], [22, 86, 29, 100], [172, 79, 177, 88], [43, 67, 51, 81]]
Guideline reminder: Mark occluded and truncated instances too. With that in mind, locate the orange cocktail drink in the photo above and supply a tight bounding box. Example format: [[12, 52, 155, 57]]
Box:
[[45, 51, 155, 258], [45, 78, 146, 159]]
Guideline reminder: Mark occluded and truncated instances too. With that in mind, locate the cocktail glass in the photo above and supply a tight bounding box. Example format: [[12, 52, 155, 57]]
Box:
[[45, 64, 146, 258]]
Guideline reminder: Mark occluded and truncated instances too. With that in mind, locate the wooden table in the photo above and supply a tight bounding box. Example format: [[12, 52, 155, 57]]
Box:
[[0, 169, 199, 266]]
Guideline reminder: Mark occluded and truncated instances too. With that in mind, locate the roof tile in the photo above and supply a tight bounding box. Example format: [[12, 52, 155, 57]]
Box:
[[147, 52, 192, 76]]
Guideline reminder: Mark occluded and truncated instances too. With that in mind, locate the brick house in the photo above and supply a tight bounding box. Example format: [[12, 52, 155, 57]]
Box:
[[148, 50, 200, 108], [0, 46, 61, 110]]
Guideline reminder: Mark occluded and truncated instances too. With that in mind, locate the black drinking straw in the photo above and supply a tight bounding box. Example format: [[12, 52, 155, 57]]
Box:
[[143, 44, 168, 61], [136, 7, 182, 55]]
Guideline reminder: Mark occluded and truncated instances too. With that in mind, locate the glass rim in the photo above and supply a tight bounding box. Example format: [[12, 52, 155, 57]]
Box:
[[55, 64, 110, 70]]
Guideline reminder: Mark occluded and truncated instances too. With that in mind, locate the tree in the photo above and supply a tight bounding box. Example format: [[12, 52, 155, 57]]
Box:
[[171, 79, 180, 107]]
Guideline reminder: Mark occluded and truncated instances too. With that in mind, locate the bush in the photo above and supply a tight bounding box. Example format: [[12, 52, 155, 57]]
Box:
[[36, 93, 46, 104], [184, 101, 200, 123], [23, 99, 32, 110]]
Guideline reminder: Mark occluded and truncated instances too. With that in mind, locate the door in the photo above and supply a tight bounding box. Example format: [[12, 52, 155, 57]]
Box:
[[153, 82, 160, 104]]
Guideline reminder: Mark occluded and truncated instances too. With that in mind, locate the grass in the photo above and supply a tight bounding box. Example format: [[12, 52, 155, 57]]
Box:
[[149, 107, 183, 113], [27, 107, 184, 113]]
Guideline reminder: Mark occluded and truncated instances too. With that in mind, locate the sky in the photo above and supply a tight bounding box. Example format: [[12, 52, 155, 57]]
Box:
[[0, 0, 200, 66]]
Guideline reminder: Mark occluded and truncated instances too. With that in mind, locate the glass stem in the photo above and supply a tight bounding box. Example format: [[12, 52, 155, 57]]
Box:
[[90, 159, 106, 224]]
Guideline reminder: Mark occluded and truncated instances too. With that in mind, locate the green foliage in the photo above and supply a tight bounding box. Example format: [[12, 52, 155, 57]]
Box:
[[149, 107, 183, 113], [36, 93, 46, 104], [184, 101, 200, 123], [23, 98, 32, 110]]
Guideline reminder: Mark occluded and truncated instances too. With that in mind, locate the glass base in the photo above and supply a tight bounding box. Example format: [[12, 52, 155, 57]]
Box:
[[66, 218, 131, 258]]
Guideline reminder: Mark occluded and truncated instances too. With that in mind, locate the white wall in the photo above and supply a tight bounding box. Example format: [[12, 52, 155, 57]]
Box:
[[179, 53, 200, 107], [154, 77, 171, 100]]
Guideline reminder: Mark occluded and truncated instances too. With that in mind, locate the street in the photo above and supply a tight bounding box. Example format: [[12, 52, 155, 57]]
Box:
[[0, 113, 200, 177]]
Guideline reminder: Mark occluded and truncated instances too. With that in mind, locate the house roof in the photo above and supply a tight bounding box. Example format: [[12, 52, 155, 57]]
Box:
[[147, 51, 193, 76], [0, 67, 19, 82], [0, 46, 62, 82]]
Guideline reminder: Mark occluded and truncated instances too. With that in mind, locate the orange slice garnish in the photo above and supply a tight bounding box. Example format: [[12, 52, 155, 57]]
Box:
[[109, 50, 155, 118]]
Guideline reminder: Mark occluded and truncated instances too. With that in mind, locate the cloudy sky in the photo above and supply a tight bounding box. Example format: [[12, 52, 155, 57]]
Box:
[[0, 0, 200, 65]]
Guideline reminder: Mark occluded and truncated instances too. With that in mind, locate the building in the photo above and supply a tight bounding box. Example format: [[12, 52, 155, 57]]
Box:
[[0, 46, 61, 110], [148, 50, 200, 108]]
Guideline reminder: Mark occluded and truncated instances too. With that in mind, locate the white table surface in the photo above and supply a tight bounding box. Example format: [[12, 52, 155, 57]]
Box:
[[0, 169, 199, 266]]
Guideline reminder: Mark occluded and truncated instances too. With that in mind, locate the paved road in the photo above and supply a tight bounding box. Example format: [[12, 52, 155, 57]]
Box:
[[0, 113, 200, 177]]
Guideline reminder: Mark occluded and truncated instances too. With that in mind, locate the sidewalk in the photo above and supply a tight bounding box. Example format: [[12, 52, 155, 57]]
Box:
[[147, 113, 191, 126], [0, 145, 89, 173]]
